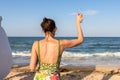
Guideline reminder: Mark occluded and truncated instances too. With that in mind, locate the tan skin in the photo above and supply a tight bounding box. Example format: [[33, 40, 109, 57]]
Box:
[[30, 13, 84, 72]]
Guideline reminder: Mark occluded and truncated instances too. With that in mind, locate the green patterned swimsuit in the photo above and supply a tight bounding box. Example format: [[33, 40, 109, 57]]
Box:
[[34, 40, 61, 80]]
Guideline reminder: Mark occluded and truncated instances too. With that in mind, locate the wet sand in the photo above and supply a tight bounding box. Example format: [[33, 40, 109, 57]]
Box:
[[4, 65, 120, 80]]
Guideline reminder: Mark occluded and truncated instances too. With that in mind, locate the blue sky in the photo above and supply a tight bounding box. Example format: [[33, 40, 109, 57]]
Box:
[[0, 0, 120, 37]]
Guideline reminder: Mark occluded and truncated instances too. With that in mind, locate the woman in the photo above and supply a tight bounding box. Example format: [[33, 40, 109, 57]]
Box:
[[30, 13, 84, 80]]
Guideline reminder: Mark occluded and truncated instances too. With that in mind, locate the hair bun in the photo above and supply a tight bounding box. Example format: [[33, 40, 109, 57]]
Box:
[[43, 17, 48, 22]]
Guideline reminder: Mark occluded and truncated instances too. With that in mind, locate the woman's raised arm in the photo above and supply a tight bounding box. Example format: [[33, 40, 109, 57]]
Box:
[[61, 13, 84, 49]]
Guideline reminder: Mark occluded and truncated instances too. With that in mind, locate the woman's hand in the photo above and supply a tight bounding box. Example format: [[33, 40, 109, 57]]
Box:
[[36, 70, 40, 74], [76, 13, 84, 23]]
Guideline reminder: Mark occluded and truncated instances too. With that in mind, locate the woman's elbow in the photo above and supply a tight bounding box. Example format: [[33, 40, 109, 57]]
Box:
[[81, 38, 84, 43], [29, 67, 35, 72], [78, 38, 84, 44]]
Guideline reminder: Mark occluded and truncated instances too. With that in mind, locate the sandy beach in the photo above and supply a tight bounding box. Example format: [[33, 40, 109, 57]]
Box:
[[4, 65, 120, 80]]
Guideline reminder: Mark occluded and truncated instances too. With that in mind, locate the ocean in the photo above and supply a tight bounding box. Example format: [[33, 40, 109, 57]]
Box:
[[8, 37, 120, 66]]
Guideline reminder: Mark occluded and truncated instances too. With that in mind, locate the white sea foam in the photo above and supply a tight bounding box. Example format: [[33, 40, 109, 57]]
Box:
[[11, 51, 120, 66], [62, 51, 120, 58], [12, 51, 31, 57], [12, 51, 120, 58]]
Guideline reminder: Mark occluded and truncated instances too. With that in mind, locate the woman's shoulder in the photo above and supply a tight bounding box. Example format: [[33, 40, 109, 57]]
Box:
[[32, 40, 40, 47], [33, 39, 43, 43], [33, 40, 39, 44], [59, 39, 69, 46], [59, 39, 69, 43]]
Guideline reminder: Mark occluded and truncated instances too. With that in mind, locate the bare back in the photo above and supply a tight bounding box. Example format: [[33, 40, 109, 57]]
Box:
[[38, 39, 60, 64]]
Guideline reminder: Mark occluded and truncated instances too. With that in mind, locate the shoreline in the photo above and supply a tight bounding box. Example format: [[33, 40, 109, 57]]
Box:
[[4, 65, 120, 80]]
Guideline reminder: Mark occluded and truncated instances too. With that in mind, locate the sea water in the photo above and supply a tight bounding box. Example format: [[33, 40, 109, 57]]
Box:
[[8, 37, 120, 66]]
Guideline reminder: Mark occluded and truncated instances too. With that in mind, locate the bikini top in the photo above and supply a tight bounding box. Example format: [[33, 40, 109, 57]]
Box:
[[37, 40, 61, 73]]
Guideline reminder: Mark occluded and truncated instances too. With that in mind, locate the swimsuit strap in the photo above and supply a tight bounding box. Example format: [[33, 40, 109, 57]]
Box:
[[38, 41, 40, 64], [56, 40, 61, 68]]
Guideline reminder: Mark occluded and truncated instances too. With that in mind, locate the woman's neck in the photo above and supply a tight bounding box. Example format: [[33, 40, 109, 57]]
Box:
[[45, 32, 54, 40]]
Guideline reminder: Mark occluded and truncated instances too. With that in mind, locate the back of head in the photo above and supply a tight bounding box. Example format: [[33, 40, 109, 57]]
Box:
[[41, 17, 56, 33]]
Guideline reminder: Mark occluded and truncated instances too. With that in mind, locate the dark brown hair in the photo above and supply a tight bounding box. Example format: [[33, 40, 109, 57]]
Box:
[[41, 17, 56, 33]]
